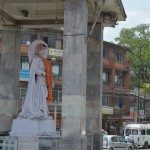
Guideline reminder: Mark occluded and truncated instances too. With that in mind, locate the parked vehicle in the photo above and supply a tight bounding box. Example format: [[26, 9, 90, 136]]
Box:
[[103, 135, 133, 150], [102, 129, 108, 136], [124, 123, 150, 149]]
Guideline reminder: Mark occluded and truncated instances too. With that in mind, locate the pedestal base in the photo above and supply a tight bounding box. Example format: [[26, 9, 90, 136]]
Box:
[[10, 118, 58, 137]]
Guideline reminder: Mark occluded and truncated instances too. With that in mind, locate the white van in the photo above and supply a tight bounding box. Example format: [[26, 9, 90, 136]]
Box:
[[124, 123, 150, 149]]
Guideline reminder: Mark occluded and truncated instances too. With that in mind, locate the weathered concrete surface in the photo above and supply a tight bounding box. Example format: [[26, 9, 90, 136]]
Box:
[[61, 0, 88, 149], [0, 26, 21, 133], [86, 24, 104, 150]]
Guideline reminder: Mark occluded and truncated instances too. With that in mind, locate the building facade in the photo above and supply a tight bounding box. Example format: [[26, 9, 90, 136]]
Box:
[[102, 41, 131, 134]]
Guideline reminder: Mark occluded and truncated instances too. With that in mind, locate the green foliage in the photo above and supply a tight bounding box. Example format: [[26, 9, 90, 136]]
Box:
[[115, 24, 150, 88]]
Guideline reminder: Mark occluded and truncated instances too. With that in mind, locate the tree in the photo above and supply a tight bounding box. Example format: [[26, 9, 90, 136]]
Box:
[[115, 24, 150, 88]]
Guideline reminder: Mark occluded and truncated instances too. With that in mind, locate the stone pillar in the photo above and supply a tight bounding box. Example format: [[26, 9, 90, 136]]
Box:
[[86, 24, 104, 150], [0, 26, 21, 133], [61, 0, 88, 149]]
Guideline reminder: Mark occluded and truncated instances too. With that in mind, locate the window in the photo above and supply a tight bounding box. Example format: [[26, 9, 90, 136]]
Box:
[[132, 129, 138, 135], [130, 101, 135, 107], [113, 50, 124, 62], [118, 137, 125, 142], [147, 129, 150, 135], [103, 48, 109, 58], [56, 39, 63, 49], [52, 88, 62, 102], [43, 36, 56, 48], [19, 86, 27, 103], [59, 63, 62, 77], [115, 71, 125, 87], [115, 96, 124, 109], [48, 36, 56, 48], [126, 129, 131, 135], [22, 31, 37, 45], [59, 91, 62, 102], [102, 94, 109, 106], [111, 137, 118, 142], [141, 130, 146, 135], [103, 70, 110, 84]]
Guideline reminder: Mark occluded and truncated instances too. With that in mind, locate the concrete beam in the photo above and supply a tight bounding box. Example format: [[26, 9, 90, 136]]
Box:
[[0, 0, 64, 3], [16, 19, 64, 25], [0, 9, 16, 25]]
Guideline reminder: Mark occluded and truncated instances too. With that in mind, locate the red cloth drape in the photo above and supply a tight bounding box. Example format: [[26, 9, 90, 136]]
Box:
[[39, 55, 53, 104]]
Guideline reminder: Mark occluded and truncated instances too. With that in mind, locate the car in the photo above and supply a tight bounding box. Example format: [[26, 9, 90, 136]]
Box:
[[103, 135, 134, 150], [102, 129, 108, 136]]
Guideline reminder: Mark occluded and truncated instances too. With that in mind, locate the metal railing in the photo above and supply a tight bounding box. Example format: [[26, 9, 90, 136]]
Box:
[[2, 137, 17, 150]]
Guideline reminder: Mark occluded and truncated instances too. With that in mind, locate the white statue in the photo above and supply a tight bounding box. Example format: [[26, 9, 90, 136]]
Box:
[[10, 40, 57, 137], [18, 40, 51, 120]]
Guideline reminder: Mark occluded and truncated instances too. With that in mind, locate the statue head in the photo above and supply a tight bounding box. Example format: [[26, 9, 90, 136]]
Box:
[[39, 48, 48, 59], [28, 40, 48, 63]]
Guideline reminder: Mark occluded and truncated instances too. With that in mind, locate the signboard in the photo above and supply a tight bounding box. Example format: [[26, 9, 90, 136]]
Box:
[[139, 110, 144, 116], [22, 61, 29, 70], [130, 107, 137, 116], [102, 106, 113, 114], [49, 48, 63, 57], [122, 116, 133, 128], [52, 65, 59, 76], [20, 70, 30, 81], [20, 61, 30, 81]]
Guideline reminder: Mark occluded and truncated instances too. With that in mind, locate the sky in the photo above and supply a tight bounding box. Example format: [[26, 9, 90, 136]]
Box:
[[103, 0, 150, 43]]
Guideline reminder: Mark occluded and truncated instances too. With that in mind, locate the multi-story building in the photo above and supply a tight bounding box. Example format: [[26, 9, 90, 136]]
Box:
[[19, 30, 131, 133], [102, 41, 131, 134]]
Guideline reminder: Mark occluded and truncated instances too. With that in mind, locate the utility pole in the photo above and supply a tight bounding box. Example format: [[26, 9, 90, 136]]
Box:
[[138, 88, 140, 122], [137, 72, 141, 122]]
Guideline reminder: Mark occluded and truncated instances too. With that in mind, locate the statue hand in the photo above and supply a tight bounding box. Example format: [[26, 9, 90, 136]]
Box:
[[35, 69, 46, 76]]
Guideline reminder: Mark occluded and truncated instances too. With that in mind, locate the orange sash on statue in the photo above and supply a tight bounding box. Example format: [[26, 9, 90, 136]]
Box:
[[39, 55, 53, 104]]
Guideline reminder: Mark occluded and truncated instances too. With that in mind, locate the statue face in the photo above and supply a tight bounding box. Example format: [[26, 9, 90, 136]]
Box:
[[35, 44, 43, 55]]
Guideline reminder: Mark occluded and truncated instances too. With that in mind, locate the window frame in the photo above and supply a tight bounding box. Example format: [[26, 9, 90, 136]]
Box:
[[113, 49, 124, 63]]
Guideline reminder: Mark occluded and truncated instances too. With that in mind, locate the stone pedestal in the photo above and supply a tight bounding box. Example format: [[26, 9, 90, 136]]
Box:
[[10, 118, 58, 137]]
